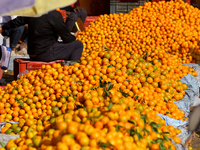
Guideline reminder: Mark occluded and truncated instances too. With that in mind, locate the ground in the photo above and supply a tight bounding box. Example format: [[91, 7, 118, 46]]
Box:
[[189, 128, 200, 150], [0, 71, 14, 86]]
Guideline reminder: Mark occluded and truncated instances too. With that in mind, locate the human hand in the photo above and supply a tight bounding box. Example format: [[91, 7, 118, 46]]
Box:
[[74, 30, 80, 38], [66, 11, 71, 16], [73, 6, 83, 12], [24, 24, 28, 28]]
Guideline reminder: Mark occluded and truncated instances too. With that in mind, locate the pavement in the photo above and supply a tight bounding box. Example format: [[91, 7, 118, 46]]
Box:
[[188, 106, 200, 150], [188, 128, 200, 150], [0, 71, 14, 86]]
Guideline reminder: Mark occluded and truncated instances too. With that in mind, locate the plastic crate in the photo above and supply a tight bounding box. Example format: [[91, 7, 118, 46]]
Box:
[[14, 58, 63, 80], [116, 2, 129, 12], [84, 16, 99, 27], [0, 86, 5, 89], [128, 1, 147, 11], [110, 0, 148, 14]]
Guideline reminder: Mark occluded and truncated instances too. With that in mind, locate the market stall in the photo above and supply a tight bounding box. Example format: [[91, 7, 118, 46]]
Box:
[[0, 0, 200, 150]]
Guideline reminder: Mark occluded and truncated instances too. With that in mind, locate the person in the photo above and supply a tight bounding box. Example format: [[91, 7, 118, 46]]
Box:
[[189, 105, 200, 132], [61, 5, 87, 31], [0, 10, 83, 63], [0, 49, 3, 79], [0, 45, 11, 80], [0, 15, 27, 52]]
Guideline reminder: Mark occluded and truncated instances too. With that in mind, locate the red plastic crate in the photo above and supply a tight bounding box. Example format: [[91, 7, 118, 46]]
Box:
[[84, 16, 99, 27], [0, 86, 5, 89], [186, 0, 191, 4], [14, 58, 63, 80]]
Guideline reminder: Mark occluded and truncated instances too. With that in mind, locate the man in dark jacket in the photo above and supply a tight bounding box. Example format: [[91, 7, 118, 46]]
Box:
[[0, 49, 3, 79], [61, 6, 87, 31], [0, 10, 83, 62]]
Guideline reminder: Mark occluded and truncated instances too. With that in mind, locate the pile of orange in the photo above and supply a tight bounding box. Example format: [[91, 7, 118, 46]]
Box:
[[3, 85, 181, 150], [0, 0, 199, 149], [0, 49, 196, 149], [0, 50, 196, 123], [77, 0, 200, 63]]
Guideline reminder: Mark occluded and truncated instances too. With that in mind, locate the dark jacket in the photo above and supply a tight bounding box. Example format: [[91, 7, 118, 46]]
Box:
[[2, 10, 76, 55], [61, 6, 74, 12]]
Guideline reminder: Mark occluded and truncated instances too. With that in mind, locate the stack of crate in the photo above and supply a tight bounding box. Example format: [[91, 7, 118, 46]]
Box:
[[110, 0, 149, 14]]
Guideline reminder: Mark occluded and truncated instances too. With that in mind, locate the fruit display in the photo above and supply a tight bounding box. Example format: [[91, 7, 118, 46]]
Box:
[[0, 49, 196, 149], [0, 51, 195, 123], [77, 0, 200, 63], [0, 0, 199, 149]]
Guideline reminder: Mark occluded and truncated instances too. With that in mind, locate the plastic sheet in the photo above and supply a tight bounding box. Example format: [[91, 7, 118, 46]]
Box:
[[158, 74, 200, 126], [158, 114, 192, 150], [157, 114, 189, 128], [8, 54, 29, 71], [175, 74, 200, 117], [176, 127, 192, 150], [0, 134, 20, 148], [183, 63, 200, 85], [0, 121, 19, 132], [17, 70, 29, 79], [157, 65, 200, 150], [0, 121, 20, 148]]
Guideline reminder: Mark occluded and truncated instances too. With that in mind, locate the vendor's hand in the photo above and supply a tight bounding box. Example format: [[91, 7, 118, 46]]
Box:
[[73, 7, 83, 12], [74, 30, 80, 38], [24, 24, 28, 28], [66, 11, 71, 16]]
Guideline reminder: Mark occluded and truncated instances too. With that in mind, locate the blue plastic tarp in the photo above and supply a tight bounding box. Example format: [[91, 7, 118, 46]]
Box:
[[157, 73, 200, 150]]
